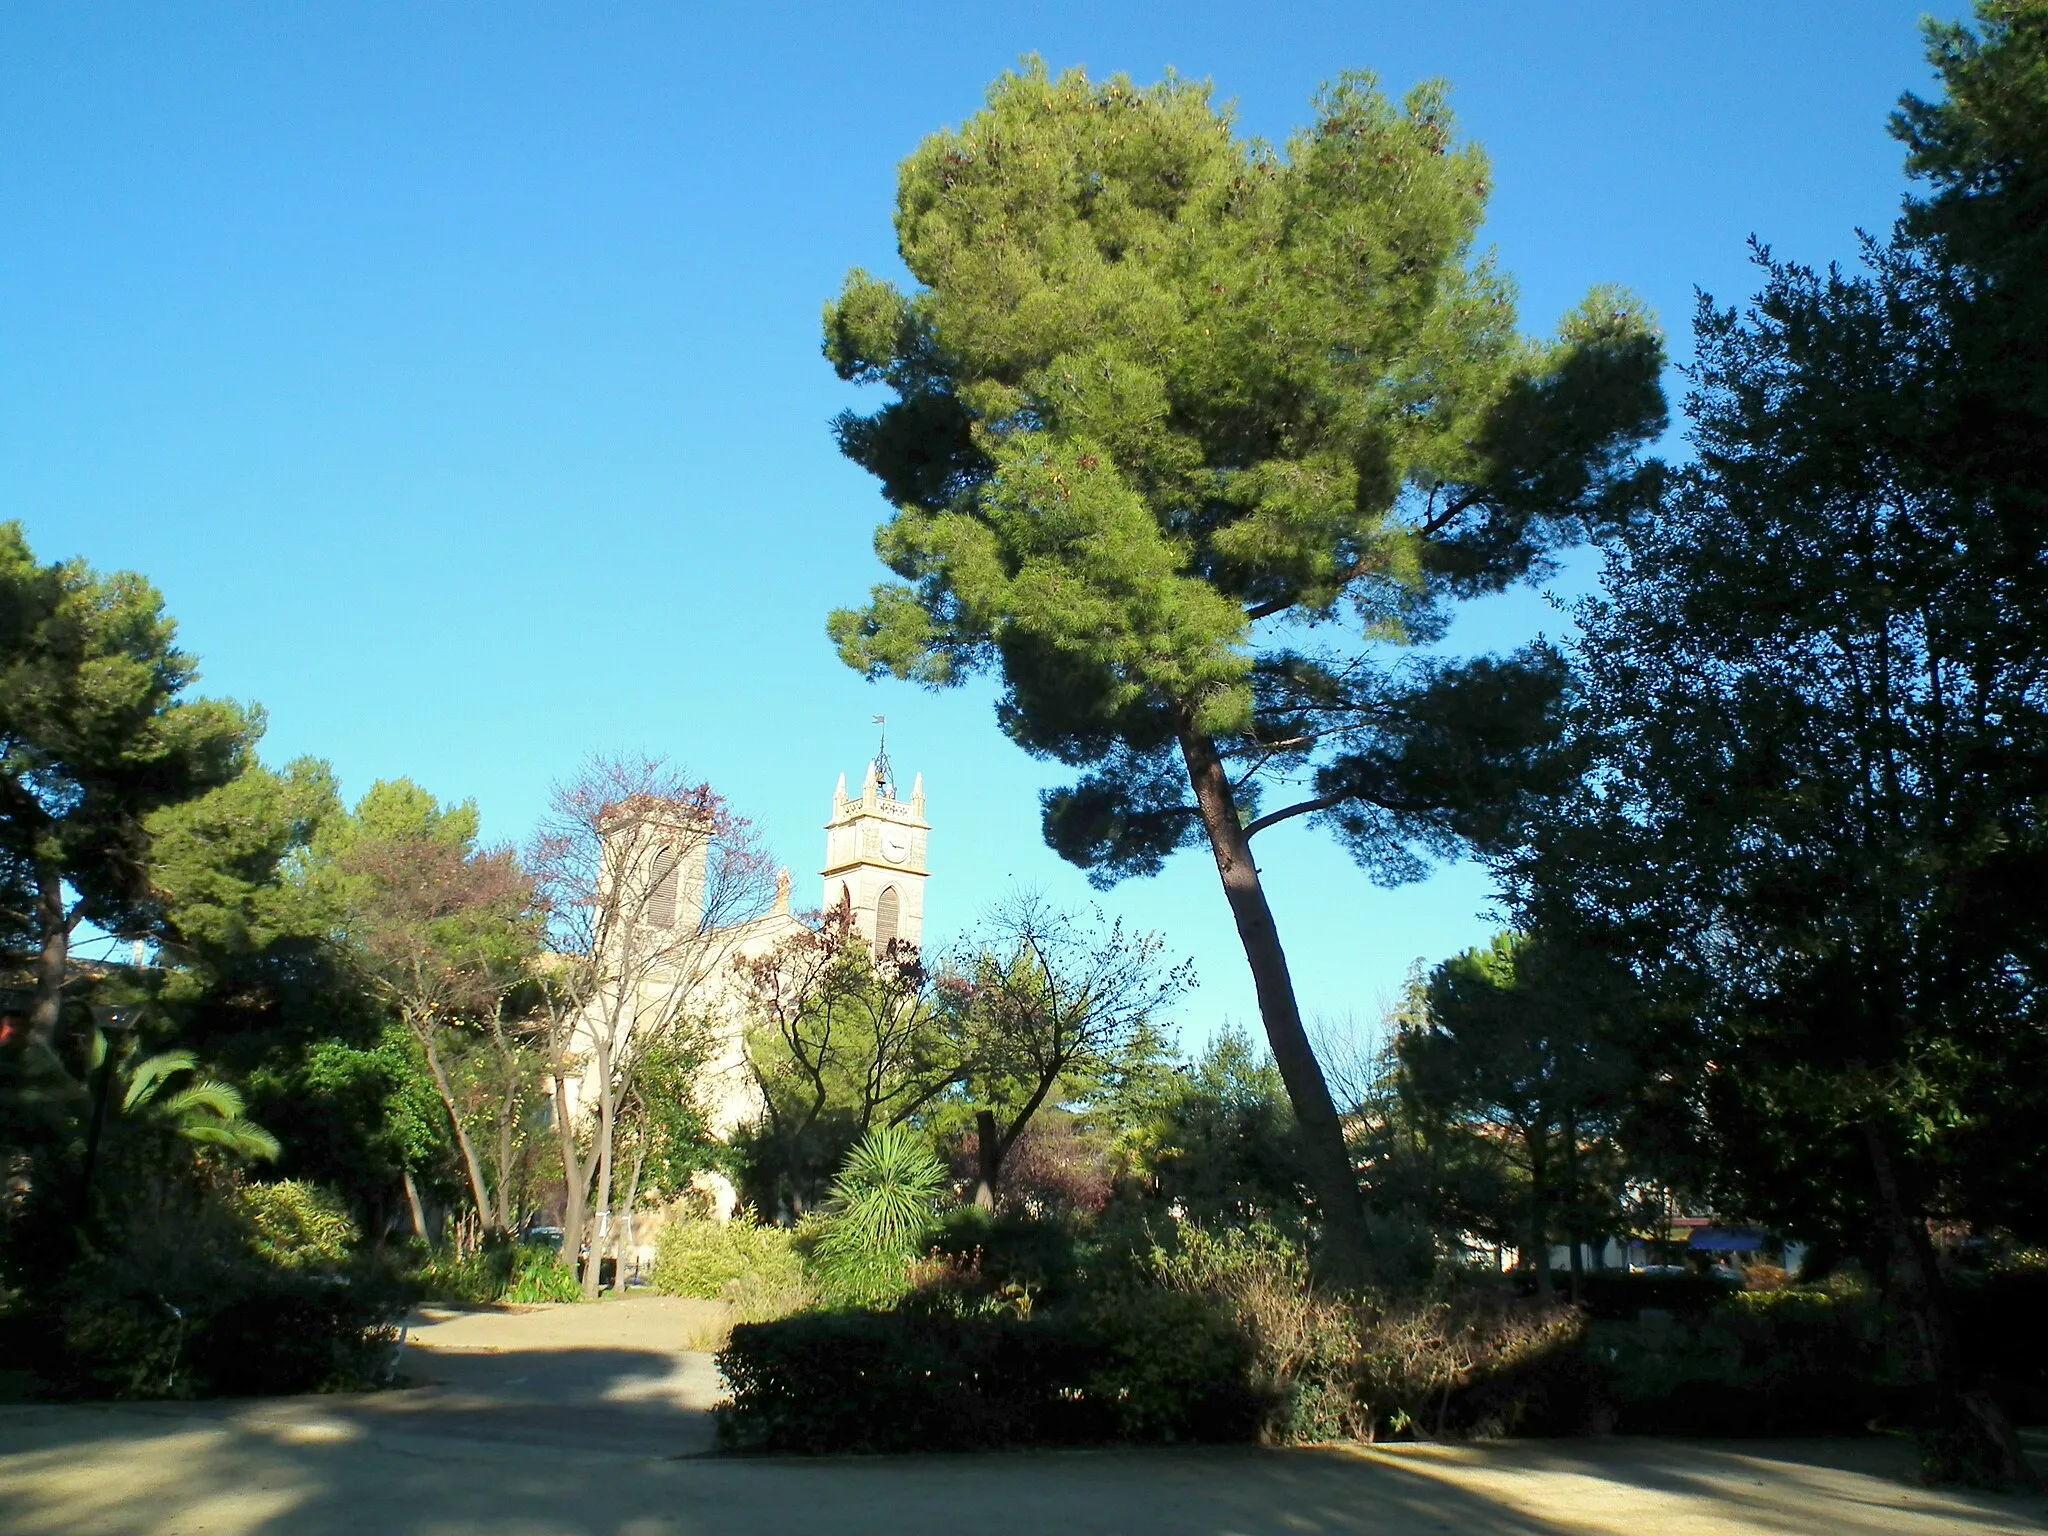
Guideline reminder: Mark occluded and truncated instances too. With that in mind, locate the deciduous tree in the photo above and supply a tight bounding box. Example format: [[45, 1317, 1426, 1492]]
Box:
[[528, 756, 775, 1296], [945, 894, 1191, 1209], [335, 783, 539, 1237]]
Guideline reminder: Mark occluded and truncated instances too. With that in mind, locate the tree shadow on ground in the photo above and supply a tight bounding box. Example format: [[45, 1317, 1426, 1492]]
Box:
[[8, 1406, 2048, 1536]]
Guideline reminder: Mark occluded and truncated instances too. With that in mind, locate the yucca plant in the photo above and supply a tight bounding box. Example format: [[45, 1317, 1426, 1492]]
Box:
[[810, 1124, 948, 1306]]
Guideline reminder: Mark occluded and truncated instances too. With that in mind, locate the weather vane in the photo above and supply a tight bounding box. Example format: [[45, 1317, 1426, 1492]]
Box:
[[872, 714, 895, 799]]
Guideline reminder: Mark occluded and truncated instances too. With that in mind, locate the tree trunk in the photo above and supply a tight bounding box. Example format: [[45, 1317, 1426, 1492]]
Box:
[[974, 1108, 1001, 1212], [402, 1168, 429, 1242], [615, 1145, 648, 1293], [583, 1078, 616, 1300], [1562, 1110, 1584, 1305], [552, 1061, 590, 1282], [27, 862, 71, 1056], [1178, 725, 1370, 1281], [414, 1020, 498, 1234], [1863, 1121, 2031, 1485], [1526, 1134, 1553, 1298], [490, 1020, 519, 1232]]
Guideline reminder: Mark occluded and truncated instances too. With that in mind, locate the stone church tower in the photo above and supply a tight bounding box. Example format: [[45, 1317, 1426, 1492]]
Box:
[[821, 754, 929, 953]]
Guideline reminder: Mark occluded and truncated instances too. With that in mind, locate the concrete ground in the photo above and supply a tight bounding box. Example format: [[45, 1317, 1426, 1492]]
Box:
[[2, 1293, 2045, 1536]]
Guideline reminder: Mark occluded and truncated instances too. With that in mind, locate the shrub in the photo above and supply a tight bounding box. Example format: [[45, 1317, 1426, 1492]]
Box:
[[1595, 1284, 1897, 1435], [1574, 1272, 1738, 1321], [414, 1239, 580, 1306], [651, 1212, 807, 1319], [1082, 1287, 1262, 1440], [1140, 1220, 1360, 1441], [236, 1181, 358, 1270], [717, 1309, 1101, 1453], [1368, 1294, 1594, 1439], [42, 1249, 406, 1399], [806, 1126, 948, 1307], [924, 1205, 1081, 1305], [716, 1298, 1265, 1454]]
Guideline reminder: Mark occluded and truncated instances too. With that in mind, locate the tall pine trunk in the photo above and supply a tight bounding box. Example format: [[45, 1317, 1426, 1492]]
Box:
[[1178, 725, 1370, 1281], [28, 861, 70, 1056]]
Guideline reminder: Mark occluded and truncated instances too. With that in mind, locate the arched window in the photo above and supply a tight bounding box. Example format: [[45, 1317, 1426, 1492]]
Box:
[[874, 886, 901, 951], [645, 849, 680, 929]]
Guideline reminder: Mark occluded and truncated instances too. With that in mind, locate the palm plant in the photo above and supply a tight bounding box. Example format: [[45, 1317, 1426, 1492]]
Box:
[[810, 1123, 947, 1304], [114, 1044, 281, 1163]]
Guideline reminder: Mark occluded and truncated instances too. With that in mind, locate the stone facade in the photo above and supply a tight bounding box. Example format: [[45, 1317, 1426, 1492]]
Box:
[[568, 759, 930, 1143]]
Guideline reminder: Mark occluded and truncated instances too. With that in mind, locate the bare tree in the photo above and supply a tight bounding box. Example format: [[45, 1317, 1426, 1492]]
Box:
[[952, 894, 1194, 1211], [527, 756, 776, 1297]]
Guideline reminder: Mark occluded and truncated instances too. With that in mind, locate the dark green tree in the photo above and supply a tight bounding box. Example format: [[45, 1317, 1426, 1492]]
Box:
[[821, 64, 1665, 1272], [0, 524, 253, 1056], [1395, 932, 1635, 1300], [1508, 3, 2048, 1480]]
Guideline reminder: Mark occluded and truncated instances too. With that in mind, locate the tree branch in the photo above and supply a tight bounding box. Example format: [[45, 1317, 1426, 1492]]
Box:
[[1243, 792, 1351, 841]]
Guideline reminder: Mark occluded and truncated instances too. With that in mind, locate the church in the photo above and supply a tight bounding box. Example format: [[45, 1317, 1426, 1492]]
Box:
[[571, 747, 931, 1143]]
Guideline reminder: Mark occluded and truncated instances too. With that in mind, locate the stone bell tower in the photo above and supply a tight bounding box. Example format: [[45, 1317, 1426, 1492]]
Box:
[[821, 734, 928, 953]]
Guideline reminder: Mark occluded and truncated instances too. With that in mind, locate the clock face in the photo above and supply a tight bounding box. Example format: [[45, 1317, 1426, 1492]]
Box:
[[880, 829, 911, 864]]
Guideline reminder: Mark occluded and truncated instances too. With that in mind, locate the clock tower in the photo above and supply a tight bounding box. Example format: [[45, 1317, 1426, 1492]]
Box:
[[821, 756, 929, 953]]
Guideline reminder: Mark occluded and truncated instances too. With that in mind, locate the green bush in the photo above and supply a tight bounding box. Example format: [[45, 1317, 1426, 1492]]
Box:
[[236, 1181, 358, 1270], [805, 1126, 947, 1308], [414, 1240, 580, 1306], [1574, 1271, 1739, 1321], [1594, 1284, 1900, 1435], [651, 1213, 808, 1320], [27, 1171, 406, 1401], [717, 1298, 1264, 1454], [1136, 1220, 1360, 1441], [1082, 1287, 1262, 1440], [925, 1205, 1081, 1303]]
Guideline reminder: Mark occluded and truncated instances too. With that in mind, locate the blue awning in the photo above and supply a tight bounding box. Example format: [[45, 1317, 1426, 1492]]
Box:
[[1687, 1228, 1766, 1251]]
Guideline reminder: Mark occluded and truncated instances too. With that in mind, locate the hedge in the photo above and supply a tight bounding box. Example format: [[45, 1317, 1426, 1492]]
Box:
[[716, 1301, 1261, 1453]]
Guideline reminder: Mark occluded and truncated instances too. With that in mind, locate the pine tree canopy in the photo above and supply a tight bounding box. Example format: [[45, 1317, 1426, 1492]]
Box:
[[824, 62, 1667, 883]]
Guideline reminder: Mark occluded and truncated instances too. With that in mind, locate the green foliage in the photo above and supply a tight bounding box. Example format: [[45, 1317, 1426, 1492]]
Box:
[[412, 1240, 581, 1306], [501, 1248, 584, 1304], [0, 521, 256, 1045], [146, 756, 343, 963], [737, 917, 951, 1212], [1081, 1287, 1261, 1441], [823, 61, 1664, 1282], [651, 1213, 809, 1321], [24, 1170, 404, 1400], [715, 1300, 1259, 1453], [806, 1124, 948, 1306], [1135, 1028, 1309, 1223], [235, 1181, 358, 1270], [114, 1042, 281, 1163], [1395, 933, 1636, 1282], [716, 1310, 1109, 1453]]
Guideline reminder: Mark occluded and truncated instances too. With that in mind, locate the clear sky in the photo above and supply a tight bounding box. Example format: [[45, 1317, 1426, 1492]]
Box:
[[2, 1, 1944, 1055]]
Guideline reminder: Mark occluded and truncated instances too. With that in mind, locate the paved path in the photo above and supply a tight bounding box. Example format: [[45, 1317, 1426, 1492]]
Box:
[[3, 1294, 2045, 1535]]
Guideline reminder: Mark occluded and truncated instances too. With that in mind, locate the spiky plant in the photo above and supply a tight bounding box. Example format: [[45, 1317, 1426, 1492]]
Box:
[[810, 1124, 947, 1305], [115, 1044, 282, 1163]]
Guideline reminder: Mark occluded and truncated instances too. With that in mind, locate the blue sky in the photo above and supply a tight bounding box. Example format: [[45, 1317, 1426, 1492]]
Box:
[[3, 1, 1942, 1055]]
